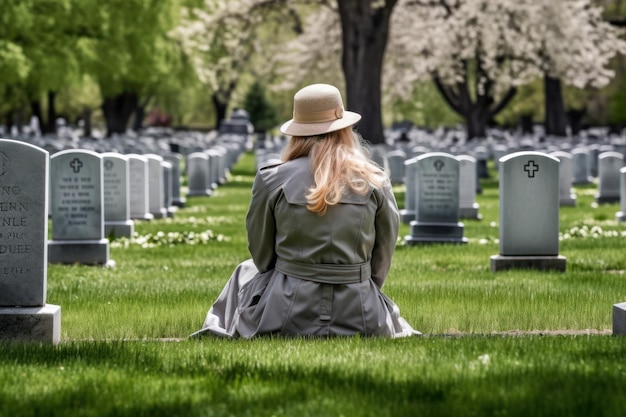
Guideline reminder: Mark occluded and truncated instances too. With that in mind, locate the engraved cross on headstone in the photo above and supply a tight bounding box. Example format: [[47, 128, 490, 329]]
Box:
[[69, 158, 83, 173], [434, 159, 444, 171], [524, 160, 539, 178]]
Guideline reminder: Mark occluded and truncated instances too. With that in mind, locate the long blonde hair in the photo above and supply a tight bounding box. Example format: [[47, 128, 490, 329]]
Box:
[[281, 128, 388, 215]]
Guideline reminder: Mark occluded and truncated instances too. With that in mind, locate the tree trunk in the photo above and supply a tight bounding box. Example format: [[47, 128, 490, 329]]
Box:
[[101, 91, 139, 137], [212, 93, 228, 130], [544, 75, 567, 137], [466, 110, 488, 139], [82, 108, 92, 138], [30, 100, 44, 128], [46, 91, 57, 134], [337, 0, 397, 145], [133, 104, 145, 131], [567, 109, 585, 136]]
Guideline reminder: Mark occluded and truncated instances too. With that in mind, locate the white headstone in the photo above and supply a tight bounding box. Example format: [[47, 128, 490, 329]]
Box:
[[572, 148, 593, 185], [126, 154, 154, 220], [595, 151, 623, 204], [616, 167, 626, 222], [383, 149, 406, 185], [457, 155, 481, 219], [0, 140, 61, 344], [163, 153, 186, 207], [145, 154, 168, 219], [404, 152, 467, 244], [187, 152, 213, 197], [549, 151, 576, 207], [491, 151, 566, 271], [102, 152, 134, 238], [400, 157, 418, 223], [48, 149, 111, 265]]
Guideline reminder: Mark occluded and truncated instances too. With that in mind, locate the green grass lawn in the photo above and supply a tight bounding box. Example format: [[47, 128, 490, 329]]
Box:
[[2, 152, 626, 417]]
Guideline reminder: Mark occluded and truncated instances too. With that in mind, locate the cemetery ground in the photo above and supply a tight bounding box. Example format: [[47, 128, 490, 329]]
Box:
[[2, 152, 626, 417]]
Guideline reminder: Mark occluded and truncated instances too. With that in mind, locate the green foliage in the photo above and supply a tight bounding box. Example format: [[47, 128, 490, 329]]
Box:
[[386, 81, 462, 129], [242, 81, 280, 133]]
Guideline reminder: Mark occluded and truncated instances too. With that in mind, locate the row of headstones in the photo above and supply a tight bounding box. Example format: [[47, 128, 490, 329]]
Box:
[[400, 149, 626, 330], [401, 150, 626, 248], [0, 138, 245, 344], [47, 140, 245, 266], [379, 145, 626, 208]]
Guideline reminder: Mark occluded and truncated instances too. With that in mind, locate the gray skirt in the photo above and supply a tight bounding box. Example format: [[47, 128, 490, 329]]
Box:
[[190, 259, 420, 339]]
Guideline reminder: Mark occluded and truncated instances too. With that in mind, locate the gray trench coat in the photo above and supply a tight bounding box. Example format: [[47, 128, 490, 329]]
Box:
[[191, 156, 419, 338]]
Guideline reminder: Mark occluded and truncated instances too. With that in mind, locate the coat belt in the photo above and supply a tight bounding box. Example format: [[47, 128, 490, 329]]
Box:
[[275, 258, 370, 284]]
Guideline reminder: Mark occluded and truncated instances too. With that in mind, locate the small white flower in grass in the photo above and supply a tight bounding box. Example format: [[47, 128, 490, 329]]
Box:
[[478, 354, 490, 365], [478, 238, 489, 245], [490, 222, 497, 227], [591, 202, 599, 208]]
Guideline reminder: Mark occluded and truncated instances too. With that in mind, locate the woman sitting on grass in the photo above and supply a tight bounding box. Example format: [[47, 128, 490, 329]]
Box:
[[191, 83, 419, 338]]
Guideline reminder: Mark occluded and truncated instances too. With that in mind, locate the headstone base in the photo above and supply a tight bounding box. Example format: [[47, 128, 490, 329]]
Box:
[[48, 239, 111, 266], [595, 195, 619, 204], [612, 302, 626, 335], [151, 209, 168, 219], [131, 213, 154, 221], [404, 221, 468, 245], [559, 196, 577, 207], [172, 197, 186, 208], [490, 255, 567, 272], [459, 204, 482, 220], [399, 209, 415, 224], [0, 304, 61, 345], [167, 206, 178, 217], [105, 220, 135, 238], [616, 211, 626, 222], [187, 190, 213, 197]]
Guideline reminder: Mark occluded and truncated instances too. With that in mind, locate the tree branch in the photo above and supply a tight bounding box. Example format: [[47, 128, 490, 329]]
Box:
[[489, 87, 517, 119], [433, 75, 463, 115]]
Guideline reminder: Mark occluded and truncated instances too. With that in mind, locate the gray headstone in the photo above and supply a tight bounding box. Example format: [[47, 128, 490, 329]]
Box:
[[595, 151, 623, 204], [209, 147, 229, 185], [48, 149, 110, 265], [588, 144, 601, 177], [102, 152, 134, 238], [404, 152, 467, 244], [400, 157, 418, 223], [613, 302, 626, 335], [616, 167, 626, 221], [572, 148, 593, 185], [126, 154, 154, 220], [163, 153, 186, 207], [474, 146, 490, 179], [491, 151, 566, 271], [457, 155, 481, 220], [145, 154, 168, 219], [162, 160, 177, 217], [187, 152, 212, 197], [549, 151, 576, 207], [0, 140, 50, 306], [383, 150, 406, 185]]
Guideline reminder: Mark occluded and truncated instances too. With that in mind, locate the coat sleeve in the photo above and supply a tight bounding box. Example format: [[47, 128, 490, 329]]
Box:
[[246, 171, 277, 272], [370, 180, 400, 288]]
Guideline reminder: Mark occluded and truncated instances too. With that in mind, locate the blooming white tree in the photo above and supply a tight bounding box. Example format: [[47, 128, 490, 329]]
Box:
[[388, 0, 626, 139], [176, 0, 401, 144], [532, 0, 626, 135], [172, 0, 302, 127]]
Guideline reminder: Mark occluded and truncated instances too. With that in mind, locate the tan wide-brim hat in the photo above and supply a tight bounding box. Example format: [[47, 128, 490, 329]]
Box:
[[280, 83, 361, 136]]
